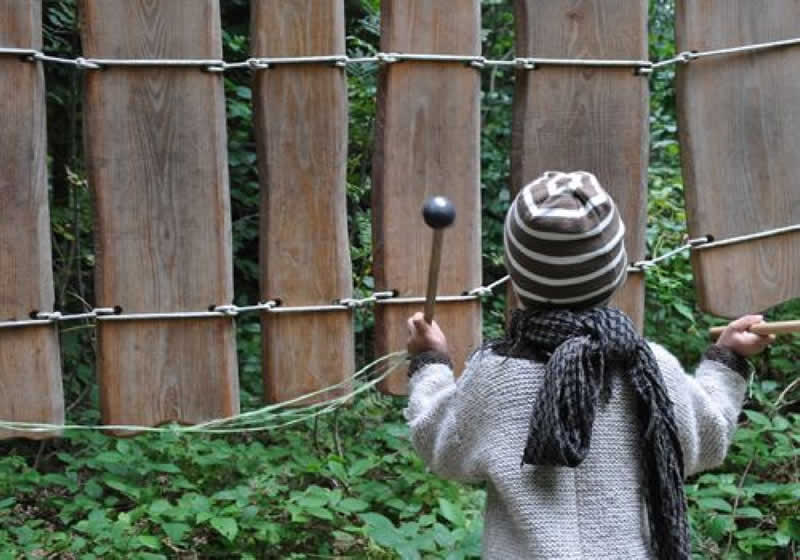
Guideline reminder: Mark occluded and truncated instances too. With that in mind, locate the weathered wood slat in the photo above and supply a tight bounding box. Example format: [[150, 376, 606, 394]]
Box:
[[80, 0, 238, 432], [512, 0, 649, 329], [0, 0, 64, 440], [251, 0, 354, 405], [373, 0, 483, 394], [676, 0, 800, 317]]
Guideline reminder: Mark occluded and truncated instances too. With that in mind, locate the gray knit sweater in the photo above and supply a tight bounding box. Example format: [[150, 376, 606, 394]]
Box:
[[404, 343, 748, 559]]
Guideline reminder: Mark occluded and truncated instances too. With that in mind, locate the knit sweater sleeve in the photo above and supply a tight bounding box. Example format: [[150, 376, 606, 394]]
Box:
[[403, 351, 487, 484], [649, 342, 748, 477]]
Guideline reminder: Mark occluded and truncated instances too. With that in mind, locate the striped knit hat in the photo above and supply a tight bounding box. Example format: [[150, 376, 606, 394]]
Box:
[[504, 171, 628, 310]]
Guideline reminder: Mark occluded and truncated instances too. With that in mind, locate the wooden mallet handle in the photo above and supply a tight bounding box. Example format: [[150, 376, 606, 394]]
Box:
[[422, 196, 456, 324], [710, 320, 800, 339]]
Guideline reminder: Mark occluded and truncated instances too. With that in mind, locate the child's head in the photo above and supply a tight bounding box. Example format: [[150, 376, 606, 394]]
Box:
[[504, 171, 627, 310]]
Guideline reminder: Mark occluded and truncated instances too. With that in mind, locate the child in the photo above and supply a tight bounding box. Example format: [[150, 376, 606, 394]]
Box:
[[404, 171, 774, 560]]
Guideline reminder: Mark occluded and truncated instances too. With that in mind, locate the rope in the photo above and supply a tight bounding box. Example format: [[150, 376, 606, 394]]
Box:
[[690, 224, 800, 251], [2, 221, 797, 328], [1, 35, 798, 73], [0, 351, 407, 434], [628, 237, 711, 273], [0, 277, 507, 328], [651, 36, 800, 70]]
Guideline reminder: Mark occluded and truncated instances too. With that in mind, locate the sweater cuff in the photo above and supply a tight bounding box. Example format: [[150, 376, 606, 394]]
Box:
[[408, 351, 453, 378], [703, 345, 751, 378]]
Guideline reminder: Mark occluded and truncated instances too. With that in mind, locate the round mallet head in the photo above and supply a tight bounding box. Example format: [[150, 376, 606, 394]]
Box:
[[422, 196, 456, 229], [421, 196, 455, 324]]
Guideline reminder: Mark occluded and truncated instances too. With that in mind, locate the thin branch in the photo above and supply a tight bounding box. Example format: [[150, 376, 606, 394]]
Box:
[[773, 377, 800, 409], [66, 382, 93, 414], [724, 457, 754, 557]]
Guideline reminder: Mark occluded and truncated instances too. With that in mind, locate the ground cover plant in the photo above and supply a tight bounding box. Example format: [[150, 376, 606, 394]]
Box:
[[0, 1, 797, 558]]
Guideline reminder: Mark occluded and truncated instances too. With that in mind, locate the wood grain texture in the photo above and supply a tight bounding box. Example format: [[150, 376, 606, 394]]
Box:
[[80, 0, 238, 431], [373, 0, 483, 394], [0, 0, 64, 440], [251, 1, 354, 405], [512, 0, 649, 330], [676, 0, 800, 317]]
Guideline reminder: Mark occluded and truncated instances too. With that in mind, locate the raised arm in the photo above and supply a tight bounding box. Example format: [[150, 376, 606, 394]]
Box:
[[651, 315, 773, 476], [403, 313, 486, 484]]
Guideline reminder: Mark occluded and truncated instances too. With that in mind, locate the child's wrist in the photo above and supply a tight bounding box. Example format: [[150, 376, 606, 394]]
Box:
[[408, 350, 453, 378], [704, 345, 751, 378]]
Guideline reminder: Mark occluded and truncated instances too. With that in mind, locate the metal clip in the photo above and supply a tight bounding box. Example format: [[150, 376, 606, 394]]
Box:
[[469, 56, 487, 69], [514, 57, 537, 70], [248, 57, 270, 70], [376, 52, 399, 64], [75, 57, 102, 70], [213, 305, 239, 317]]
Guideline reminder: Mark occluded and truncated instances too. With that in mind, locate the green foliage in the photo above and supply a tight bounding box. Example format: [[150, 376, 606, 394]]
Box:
[[0, 0, 796, 558], [0, 397, 483, 558]]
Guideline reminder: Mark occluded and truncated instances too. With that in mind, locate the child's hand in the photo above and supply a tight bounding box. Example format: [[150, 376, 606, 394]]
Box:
[[406, 312, 448, 356], [715, 314, 776, 357]]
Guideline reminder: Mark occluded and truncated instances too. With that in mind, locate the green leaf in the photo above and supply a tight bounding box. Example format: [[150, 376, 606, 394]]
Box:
[[360, 512, 404, 548], [433, 522, 455, 547], [697, 497, 732, 512], [84, 479, 103, 499], [327, 460, 349, 481], [307, 506, 334, 521], [438, 498, 465, 526], [104, 479, 140, 500], [774, 530, 791, 547], [778, 518, 800, 540], [297, 495, 328, 508], [360, 512, 396, 532], [348, 458, 373, 477], [210, 517, 238, 541], [337, 498, 369, 513], [148, 499, 171, 516], [385, 498, 408, 510], [749, 482, 782, 496], [735, 506, 763, 518], [396, 544, 422, 560], [161, 522, 190, 543], [743, 410, 771, 428], [235, 86, 252, 100], [136, 535, 160, 550], [152, 463, 181, 474], [196, 511, 214, 523], [672, 302, 695, 322], [95, 451, 124, 463], [771, 415, 790, 431]]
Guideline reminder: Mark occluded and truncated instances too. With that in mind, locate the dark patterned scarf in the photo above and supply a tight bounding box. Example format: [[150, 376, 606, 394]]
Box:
[[490, 306, 690, 560]]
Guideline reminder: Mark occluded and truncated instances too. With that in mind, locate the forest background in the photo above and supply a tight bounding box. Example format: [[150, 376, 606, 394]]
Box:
[[0, 0, 797, 558]]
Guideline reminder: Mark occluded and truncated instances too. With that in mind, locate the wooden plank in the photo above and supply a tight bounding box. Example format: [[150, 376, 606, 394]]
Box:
[[676, 0, 800, 318], [373, 1, 483, 394], [512, 0, 649, 329], [80, 0, 238, 431], [251, 0, 354, 405], [0, 0, 64, 440]]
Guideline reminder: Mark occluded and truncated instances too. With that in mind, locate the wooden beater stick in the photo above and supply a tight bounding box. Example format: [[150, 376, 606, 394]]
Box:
[[710, 320, 800, 339], [422, 196, 456, 324]]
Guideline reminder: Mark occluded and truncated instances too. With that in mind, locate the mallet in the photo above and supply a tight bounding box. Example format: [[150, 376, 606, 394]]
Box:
[[422, 196, 456, 324], [710, 320, 800, 339]]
